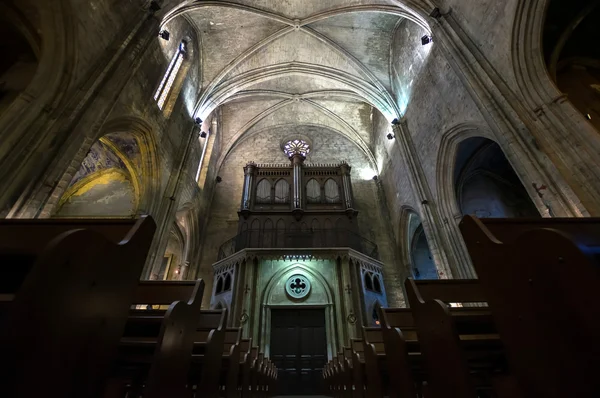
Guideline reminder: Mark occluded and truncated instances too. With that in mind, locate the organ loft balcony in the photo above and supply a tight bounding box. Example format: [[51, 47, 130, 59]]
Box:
[[215, 152, 378, 262]]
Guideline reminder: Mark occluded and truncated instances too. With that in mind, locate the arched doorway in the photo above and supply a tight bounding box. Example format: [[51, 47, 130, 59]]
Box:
[[543, 0, 600, 132], [454, 137, 540, 218]]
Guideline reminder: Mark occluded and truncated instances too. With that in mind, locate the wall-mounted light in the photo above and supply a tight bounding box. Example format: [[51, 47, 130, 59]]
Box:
[[587, 113, 592, 120], [194, 117, 203, 126], [391, 118, 401, 125], [430, 7, 443, 19], [372, 175, 378, 181], [200, 131, 207, 138], [421, 199, 429, 205], [387, 133, 395, 140], [158, 30, 170, 41], [216, 176, 222, 183], [421, 35, 433, 46]]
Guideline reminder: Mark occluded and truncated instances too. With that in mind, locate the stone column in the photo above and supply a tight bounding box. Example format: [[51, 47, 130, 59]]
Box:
[[241, 162, 256, 210], [392, 119, 459, 278], [340, 161, 354, 210], [291, 153, 305, 210]]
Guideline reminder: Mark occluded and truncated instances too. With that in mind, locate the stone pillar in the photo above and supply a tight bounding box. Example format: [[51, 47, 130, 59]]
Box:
[[241, 162, 256, 210], [340, 161, 354, 210], [291, 153, 305, 209], [391, 119, 459, 278]]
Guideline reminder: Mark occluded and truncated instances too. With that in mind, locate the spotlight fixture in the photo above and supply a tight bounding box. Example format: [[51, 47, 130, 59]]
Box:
[[149, 1, 161, 13], [421, 35, 433, 46], [387, 133, 395, 140], [421, 200, 429, 205], [216, 176, 222, 183], [429, 7, 443, 19], [158, 30, 170, 41], [194, 117, 203, 125], [372, 175, 378, 181], [391, 118, 400, 125], [200, 131, 207, 138]]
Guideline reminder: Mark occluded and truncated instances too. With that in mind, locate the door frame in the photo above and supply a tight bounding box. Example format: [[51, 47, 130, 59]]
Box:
[[262, 304, 334, 359]]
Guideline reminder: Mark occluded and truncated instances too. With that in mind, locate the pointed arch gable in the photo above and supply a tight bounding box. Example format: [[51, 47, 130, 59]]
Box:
[[274, 178, 290, 203], [306, 178, 321, 204], [255, 178, 272, 204]]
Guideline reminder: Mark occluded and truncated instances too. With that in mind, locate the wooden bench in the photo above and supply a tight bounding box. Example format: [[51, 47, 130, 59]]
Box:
[[404, 277, 513, 398], [362, 327, 387, 398], [0, 217, 156, 398], [106, 279, 204, 398], [460, 215, 600, 398], [219, 327, 242, 397], [189, 309, 228, 396], [377, 307, 420, 398]]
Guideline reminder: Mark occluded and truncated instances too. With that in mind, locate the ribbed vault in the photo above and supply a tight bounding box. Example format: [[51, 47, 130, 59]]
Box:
[[160, 0, 432, 172]]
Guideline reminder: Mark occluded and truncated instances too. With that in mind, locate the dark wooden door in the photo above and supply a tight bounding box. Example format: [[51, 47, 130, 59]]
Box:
[[270, 308, 327, 395]]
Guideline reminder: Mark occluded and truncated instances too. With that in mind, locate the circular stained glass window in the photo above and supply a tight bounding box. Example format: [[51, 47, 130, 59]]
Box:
[[285, 274, 311, 299], [283, 139, 310, 158]]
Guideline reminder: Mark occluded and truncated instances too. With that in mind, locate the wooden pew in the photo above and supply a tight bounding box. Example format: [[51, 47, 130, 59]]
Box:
[[404, 278, 509, 398], [0, 217, 156, 398], [242, 346, 259, 397], [220, 327, 242, 397], [460, 215, 600, 398], [189, 310, 228, 397], [240, 341, 255, 397], [350, 338, 366, 398], [106, 279, 204, 398], [362, 327, 386, 398], [377, 307, 420, 398]]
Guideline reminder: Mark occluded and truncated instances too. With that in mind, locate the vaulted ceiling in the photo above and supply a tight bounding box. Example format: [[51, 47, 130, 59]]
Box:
[[160, 1, 431, 168]]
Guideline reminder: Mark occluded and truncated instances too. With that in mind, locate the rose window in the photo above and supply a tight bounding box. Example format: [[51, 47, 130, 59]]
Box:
[[285, 274, 311, 299], [283, 139, 310, 158]]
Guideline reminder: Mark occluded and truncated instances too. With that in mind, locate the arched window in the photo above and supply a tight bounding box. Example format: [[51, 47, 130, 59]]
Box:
[[274, 179, 290, 203], [324, 179, 340, 203], [373, 275, 382, 293], [364, 272, 373, 290], [255, 179, 272, 204], [223, 273, 232, 291], [372, 302, 381, 326], [306, 179, 321, 203], [154, 41, 187, 110], [215, 276, 223, 294]]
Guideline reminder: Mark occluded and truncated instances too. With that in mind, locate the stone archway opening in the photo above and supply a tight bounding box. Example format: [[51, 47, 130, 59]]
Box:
[[454, 137, 540, 218], [543, 0, 600, 132], [54, 129, 157, 219], [410, 224, 438, 280]]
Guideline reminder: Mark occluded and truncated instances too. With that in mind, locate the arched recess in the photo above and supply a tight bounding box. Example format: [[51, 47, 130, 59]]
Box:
[[455, 137, 540, 218], [543, 0, 600, 133], [0, 0, 76, 163], [259, 263, 338, 358], [0, 2, 40, 116], [155, 222, 185, 280], [50, 117, 161, 217], [513, 0, 600, 216], [399, 207, 438, 281], [436, 123, 549, 278], [175, 202, 200, 279]]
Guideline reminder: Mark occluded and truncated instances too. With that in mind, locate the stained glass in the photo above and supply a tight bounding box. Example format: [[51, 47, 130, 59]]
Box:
[[283, 139, 310, 157]]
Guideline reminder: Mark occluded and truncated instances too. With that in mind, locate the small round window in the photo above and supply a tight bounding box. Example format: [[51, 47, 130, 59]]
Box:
[[285, 274, 311, 300]]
